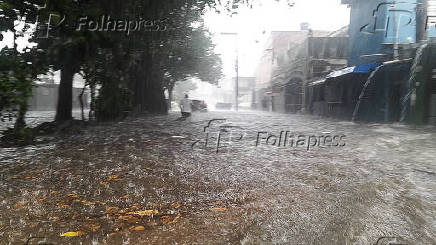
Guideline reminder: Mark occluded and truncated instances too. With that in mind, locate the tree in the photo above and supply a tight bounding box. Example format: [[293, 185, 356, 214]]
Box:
[[0, 1, 48, 130], [174, 79, 198, 103], [2, 0, 272, 123]]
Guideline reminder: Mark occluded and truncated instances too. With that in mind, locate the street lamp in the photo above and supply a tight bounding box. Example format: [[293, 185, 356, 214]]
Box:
[[221, 32, 239, 111]]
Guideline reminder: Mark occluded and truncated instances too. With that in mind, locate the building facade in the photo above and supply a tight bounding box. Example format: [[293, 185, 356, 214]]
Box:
[[254, 29, 348, 113], [303, 0, 436, 123]]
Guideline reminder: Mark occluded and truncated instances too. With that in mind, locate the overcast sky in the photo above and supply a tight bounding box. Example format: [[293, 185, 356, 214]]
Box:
[[204, 0, 350, 79]]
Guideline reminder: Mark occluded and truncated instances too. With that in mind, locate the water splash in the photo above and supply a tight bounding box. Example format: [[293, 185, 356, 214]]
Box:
[[400, 43, 428, 122], [352, 65, 383, 121]]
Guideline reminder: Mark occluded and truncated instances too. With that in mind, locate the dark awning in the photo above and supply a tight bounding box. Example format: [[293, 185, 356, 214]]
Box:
[[308, 63, 379, 87]]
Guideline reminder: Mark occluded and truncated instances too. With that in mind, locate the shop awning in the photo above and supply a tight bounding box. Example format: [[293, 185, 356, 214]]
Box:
[[308, 63, 379, 87], [326, 66, 355, 79], [353, 63, 379, 73], [327, 63, 379, 78]]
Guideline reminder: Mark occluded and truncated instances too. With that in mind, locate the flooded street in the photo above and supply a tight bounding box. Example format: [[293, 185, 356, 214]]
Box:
[[1, 111, 435, 244]]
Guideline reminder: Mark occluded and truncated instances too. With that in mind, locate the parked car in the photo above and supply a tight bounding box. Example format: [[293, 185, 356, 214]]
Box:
[[192, 100, 208, 112]]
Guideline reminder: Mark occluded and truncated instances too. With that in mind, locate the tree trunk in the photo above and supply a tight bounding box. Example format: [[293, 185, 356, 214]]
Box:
[[55, 66, 75, 122], [168, 85, 174, 111], [14, 103, 27, 130], [79, 84, 86, 121], [89, 83, 96, 121]]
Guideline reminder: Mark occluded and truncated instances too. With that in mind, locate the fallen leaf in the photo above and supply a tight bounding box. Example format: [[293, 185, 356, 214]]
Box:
[[82, 201, 96, 205], [119, 215, 141, 223], [60, 231, 86, 237], [100, 181, 109, 186], [210, 208, 227, 212], [127, 210, 159, 216], [120, 195, 129, 199], [160, 216, 172, 224], [14, 202, 25, 209], [52, 216, 60, 222], [129, 226, 145, 231], [104, 207, 119, 214], [58, 204, 72, 209], [67, 193, 78, 198], [172, 214, 181, 223], [171, 202, 181, 209], [80, 200, 98, 206], [108, 175, 122, 181], [161, 214, 181, 224]]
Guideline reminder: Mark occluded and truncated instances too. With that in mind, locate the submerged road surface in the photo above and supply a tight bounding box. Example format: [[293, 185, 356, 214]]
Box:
[[0, 111, 435, 244]]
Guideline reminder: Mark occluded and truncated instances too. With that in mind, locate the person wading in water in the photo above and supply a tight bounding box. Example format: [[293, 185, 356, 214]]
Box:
[[178, 94, 193, 121]]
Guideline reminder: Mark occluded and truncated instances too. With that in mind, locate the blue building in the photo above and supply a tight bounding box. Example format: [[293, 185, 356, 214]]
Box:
[[342, 0, 436, 66]]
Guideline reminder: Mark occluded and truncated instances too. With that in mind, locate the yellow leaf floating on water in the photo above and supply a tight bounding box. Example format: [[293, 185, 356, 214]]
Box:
[[67, 193, 78, 198], [104, 207, 119, 214], [58, 204, 72, 209], [161, 214, 181, 224], [100, 181, 109, 187], [108, 175, 122, 181], [161, 216, 172, 224], [80, 200, 106, 206], [60, 231, 86, 237], [127, 210, 159, 216], [14, 202, 25, 209], [119, 215, 141, 223], [210, 208, 228, 212], [172, 214, 181, 223], [129, 225, 145, 231]]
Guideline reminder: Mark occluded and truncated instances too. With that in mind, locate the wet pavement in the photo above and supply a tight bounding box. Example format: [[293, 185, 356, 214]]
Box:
[[0, 111, 436, 244]]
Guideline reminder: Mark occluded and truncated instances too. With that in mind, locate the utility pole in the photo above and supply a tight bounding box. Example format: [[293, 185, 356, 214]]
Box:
[[221, 32, 239, 111]]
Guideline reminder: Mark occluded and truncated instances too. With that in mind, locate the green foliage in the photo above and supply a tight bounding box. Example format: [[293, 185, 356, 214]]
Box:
[[0, 0, 49, 128], [0, 48, 48, 127]]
